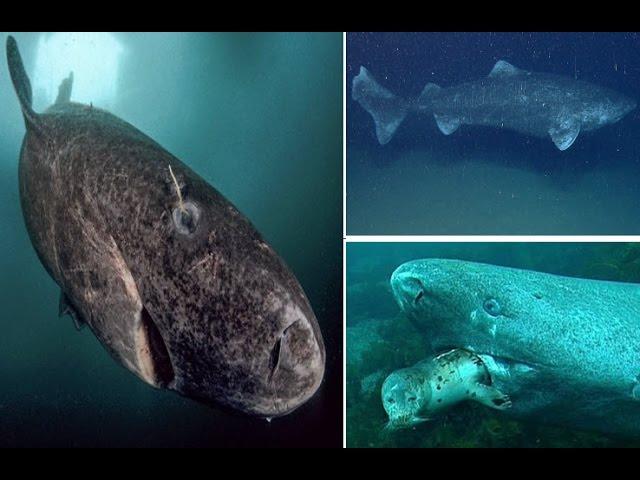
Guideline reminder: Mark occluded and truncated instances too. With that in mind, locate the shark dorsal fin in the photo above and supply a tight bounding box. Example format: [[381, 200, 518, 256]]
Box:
[[55, 72, 74, 105], [489, 60, 523, 77]]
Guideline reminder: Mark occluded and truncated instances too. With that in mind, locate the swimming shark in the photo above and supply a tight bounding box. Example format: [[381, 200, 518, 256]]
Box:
[[353, 60, 636, 150], [6, 35, 325, 418]]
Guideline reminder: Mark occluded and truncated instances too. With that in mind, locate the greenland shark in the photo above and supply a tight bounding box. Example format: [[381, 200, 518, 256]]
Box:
[[6, 36, 325, 418], [353, 61, 636, 150], [391, 258, 640, 437]]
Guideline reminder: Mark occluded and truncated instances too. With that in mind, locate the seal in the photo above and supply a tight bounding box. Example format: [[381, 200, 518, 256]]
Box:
[[6, 36, 325, 418], [390, 258, 640, 436], [382, 348, 511, 429]]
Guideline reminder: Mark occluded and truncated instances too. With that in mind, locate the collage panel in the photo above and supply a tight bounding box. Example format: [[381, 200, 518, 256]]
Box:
[[346, 32, 640, 235], [0, 32, 342, 448], [346, 241, 640, 447]]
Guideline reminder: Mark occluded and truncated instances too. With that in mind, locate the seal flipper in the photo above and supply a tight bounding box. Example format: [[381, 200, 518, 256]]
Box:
[[55, 72, 74, 105], [470, 383, 512, 410], [58, 291, 86, 331], [5, 36, 42, 133]]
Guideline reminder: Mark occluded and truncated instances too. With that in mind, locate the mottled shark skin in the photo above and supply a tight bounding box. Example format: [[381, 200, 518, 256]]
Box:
[[353, 61, 636, 149], [391, 259, 640, 437], [6, 36, 325, 418]]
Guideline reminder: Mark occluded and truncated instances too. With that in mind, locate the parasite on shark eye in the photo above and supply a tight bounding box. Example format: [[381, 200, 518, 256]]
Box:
[[483, 298, 501, 316], [172, 201, 200, 235], [168, 164, 200, 235], [414, 290, 424, 304]]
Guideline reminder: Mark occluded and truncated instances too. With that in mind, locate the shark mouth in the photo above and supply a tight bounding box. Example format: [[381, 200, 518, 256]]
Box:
[[434, 345, 539, 386], [135, 307, 175, 388], [468, 350, 539, 384]]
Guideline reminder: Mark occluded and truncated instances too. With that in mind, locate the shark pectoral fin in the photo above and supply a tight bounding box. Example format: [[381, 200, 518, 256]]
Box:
[[549, 120, 581, 150], [470, 384, 512, 411], [434, 114, 461, 135], [488, 60, 524, 77], [58, 291, 86, 331]]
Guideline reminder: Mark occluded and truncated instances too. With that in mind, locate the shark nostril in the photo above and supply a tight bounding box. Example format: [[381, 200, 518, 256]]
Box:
[[268, 319, 302, 381], [401, 277, 426, 305]]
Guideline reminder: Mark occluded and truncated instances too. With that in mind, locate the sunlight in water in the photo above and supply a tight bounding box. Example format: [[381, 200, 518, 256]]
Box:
[[32, 32, 123, 110]]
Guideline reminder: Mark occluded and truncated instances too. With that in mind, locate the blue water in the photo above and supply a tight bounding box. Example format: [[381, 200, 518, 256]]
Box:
[[0, 32, 342, 447], [347, 32, 640, 234], [346, 242, 640, 447]]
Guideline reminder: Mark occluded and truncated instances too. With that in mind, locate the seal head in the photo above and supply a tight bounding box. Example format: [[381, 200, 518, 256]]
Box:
[[382, 364, 432, 429]]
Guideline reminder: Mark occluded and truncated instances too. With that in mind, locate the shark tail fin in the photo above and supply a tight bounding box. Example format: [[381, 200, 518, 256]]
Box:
[[55, 71, 74, 105], [6, 35, 41, 131], [352, 66, 408, 145]]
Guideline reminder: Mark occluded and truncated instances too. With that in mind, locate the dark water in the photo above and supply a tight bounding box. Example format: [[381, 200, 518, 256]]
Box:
[[346, 242, 640, 447], [0, 32, 342, 447], [346, 32, 640, 234]]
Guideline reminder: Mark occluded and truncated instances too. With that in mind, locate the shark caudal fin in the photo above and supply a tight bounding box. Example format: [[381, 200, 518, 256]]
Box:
[[352, 66, 408, 145], [6, 35, 40, 131]]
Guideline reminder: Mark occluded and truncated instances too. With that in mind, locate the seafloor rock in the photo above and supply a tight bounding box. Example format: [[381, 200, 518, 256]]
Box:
[[360, 370, 387, 399]]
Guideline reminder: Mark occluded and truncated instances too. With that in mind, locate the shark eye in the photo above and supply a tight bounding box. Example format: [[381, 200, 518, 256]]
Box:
[[414, 290, 424, 304], [387, 397, 396, 404], [172, 201, 200, 235], [407, 396, 417, 402], [483, 298, 501, 316]]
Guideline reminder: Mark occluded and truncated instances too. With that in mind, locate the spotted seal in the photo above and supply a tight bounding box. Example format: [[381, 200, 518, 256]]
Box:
[[382, 348, 511, 429]]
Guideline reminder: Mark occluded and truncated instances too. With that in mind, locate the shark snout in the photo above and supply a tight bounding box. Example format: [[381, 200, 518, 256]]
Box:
[[261, 311, 326, 418], [612, 95, 637, 122], [390, 266, 428, 311]]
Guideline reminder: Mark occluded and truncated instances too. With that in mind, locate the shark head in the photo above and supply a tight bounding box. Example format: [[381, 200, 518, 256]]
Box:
[[582, 90, 636, 128], [134, 195, 327, 419], [390, 259, 548, 383]]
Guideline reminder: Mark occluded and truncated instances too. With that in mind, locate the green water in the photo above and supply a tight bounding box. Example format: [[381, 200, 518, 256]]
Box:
[[346, 242, 640, 448], [0, 32, 342, 447]]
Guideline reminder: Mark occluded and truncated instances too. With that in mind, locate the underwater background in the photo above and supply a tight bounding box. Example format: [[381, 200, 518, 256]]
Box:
[[0, 32, 342, 447], [346, 242, 640, 447], [346, 32, 640, 235]]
